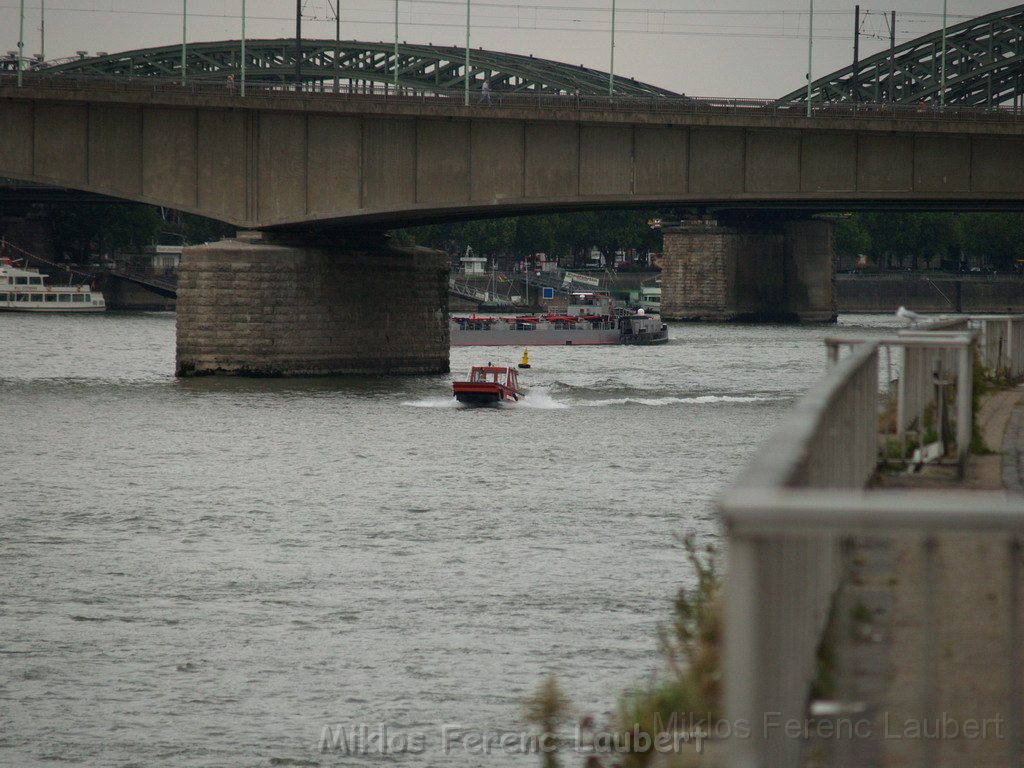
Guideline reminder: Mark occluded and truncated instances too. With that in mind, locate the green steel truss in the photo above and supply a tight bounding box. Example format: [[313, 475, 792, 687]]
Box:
[[14, 38, 675, 97], [779, 3, 1024, 106]]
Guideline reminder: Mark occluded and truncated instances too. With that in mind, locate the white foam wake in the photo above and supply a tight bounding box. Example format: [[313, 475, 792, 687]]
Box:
[[510, 388, 569, 410], [579, 395, 777, 407], [402, 397, 462, 408]]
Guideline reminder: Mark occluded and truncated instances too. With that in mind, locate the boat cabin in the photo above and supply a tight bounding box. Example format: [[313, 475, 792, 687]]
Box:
[[567, 292, 613, 317], [469, 365, 519, 388]]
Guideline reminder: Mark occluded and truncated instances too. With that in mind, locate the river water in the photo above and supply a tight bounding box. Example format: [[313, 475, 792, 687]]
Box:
[[1, 312, 900, 767]]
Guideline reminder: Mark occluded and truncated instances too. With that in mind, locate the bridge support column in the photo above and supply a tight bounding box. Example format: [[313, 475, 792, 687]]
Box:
[[175, 233, 450, 376], [782, 220, 838, 323], [660, 218, 836, 323]]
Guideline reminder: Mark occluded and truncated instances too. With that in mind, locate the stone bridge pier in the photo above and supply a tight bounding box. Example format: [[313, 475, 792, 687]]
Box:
[[660, 218, 836, 323], [175, 232, 450, 376]]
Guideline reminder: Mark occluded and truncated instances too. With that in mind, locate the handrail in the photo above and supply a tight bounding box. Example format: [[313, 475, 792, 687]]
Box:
[[4, 71, 1024, 123], [717, 313, 1024, 767]]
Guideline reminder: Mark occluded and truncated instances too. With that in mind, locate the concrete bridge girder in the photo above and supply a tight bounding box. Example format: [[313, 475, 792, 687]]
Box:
[[6, 86, 1024, 230]]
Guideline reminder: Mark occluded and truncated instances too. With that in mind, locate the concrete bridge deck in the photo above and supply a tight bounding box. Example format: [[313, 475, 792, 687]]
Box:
[[5, 77, 1024, 231]]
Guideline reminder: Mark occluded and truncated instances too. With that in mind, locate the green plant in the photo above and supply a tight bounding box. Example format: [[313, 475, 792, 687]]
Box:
[[526, 675, 569, 768], [971, 348, 995, 455], [851, 601, 873, 623]]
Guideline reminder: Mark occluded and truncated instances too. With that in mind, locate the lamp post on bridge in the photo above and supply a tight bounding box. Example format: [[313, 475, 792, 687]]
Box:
[[330, 0, 340, 93], [806, 0, 814, 117], [240, 0, 246, 97], [393, 0, 399, 92], [940, 0, 948, 108], [17, 0, 24, 86], [464, 0, 470, 106], [608, 0, 616, 97], [181, 0, 187, 86]]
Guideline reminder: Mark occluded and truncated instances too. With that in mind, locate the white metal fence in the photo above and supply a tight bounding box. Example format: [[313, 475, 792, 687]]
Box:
[[719, 317, 1024, 768]]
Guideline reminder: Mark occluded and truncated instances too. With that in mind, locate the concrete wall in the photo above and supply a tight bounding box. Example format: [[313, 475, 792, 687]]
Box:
[[837, 275, 1024, 313], [176, 235, 449, 376], [96, 274, 175, 311], [7, 84, 1024, 228], [661, 219, 835, 322]]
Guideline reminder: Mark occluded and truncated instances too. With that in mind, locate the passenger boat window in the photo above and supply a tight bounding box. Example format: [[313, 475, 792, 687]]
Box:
[[15, 293, 27, 301], [15, 276, 27, 285], [72, 294, 84, 302], [58, 294, 71, 302], [29, 277, 42, 285], [44, 294, 57, 302], [84, 294, 91, 302], [30, 294, 43, 302], [0, 292, 6, 300]]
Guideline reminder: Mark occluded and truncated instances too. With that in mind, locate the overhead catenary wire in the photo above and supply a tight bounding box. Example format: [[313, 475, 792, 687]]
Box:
[[0, 1, 975, 44]]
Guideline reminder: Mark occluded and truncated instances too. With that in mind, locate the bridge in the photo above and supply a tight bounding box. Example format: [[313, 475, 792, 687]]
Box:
[[780, 3, 1024, 108], [2, 7, 1024, 375]]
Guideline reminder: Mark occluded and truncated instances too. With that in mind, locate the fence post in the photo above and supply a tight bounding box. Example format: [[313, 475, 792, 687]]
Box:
[[724, 535, 763, 768], [956, 339, 973, 475]]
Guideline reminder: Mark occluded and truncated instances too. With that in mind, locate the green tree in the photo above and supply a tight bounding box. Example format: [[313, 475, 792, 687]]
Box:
[[833, 215, 870, 260], [49, 203, 162, 261], [959, 213, 1024, 271]]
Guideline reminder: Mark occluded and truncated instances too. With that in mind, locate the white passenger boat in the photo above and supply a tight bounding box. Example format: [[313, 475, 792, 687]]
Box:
[[0, 257, 105, 312]]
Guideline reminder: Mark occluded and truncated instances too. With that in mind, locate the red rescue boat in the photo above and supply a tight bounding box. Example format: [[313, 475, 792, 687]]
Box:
[[452, 364, 525, 405]]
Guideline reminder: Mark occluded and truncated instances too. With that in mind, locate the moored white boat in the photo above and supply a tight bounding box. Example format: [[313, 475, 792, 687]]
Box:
[[0, 257, 105, 312]]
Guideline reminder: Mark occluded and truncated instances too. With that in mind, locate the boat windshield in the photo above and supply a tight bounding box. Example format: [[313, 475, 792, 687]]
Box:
[[470, 367, 507, 384]]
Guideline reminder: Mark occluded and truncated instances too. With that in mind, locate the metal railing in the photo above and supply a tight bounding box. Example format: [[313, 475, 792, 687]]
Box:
[[972, 315, 1024, 382], [719, 317, 1024, 768], [721, 491, 1024, 768], [825, 331, 975, 473], [5, 71, 1024, 124]]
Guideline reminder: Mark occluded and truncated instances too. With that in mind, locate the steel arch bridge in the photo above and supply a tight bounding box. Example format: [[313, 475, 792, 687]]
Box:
[[4, 38, 675, 98], [779, 3, 1024, 107]]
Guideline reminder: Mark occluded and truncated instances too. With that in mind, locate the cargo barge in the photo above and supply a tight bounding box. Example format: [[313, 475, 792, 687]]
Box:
[[450, 293, 668, 347]]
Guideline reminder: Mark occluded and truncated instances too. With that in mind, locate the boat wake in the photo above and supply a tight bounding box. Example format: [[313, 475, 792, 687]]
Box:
[[508, 388, 568, 410], [402, 397, 463, 409], [578, 394, 781, 407], [404, 392, 777, 410]]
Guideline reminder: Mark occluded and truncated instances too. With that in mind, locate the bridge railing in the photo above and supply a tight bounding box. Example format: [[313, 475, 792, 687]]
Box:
[[719, 320, 1024, 767], [970, 315, 1024, 381], [4, 71, 1024, 123], [825, 332, 975, 473]]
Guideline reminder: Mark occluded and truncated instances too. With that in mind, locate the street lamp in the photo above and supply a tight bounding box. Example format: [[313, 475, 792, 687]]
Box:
[[331, 0, 340, 93], [240, 0, 246, 97], [940, 0, 948, 107], [393, 0, 399, 90], [806, 0, 814, 117], [464, 0, 470, 106], [181, 0, 187, 86], [17, 0, 24, 86], [608, 0, 616, 97]]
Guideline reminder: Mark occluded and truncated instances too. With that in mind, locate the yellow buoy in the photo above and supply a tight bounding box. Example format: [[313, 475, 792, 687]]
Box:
[[518, 348, 531, 369]]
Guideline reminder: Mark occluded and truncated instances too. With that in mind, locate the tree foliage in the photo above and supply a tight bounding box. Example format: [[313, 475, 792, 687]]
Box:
[[833, 211, 1024, 271], [395, 209, 665, 267]]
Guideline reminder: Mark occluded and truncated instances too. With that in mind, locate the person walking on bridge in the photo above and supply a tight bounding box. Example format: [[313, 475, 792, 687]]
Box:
[[479, 78, 491, 105]]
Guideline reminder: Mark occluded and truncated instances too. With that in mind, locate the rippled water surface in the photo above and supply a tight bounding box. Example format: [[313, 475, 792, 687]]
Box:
[[1, 312, 901, 767]]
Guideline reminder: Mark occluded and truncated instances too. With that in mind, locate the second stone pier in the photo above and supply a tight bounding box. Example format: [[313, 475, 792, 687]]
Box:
[[176, 233, 450, 376], [661, 218, 836, 323]]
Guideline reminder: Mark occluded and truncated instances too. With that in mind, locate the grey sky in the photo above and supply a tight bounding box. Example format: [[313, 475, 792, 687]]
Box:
[[1, 1, 1016, 97]]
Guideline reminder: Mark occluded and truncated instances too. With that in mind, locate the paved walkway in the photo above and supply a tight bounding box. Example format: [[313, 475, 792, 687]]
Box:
[[806, 385, 1024, 768]]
